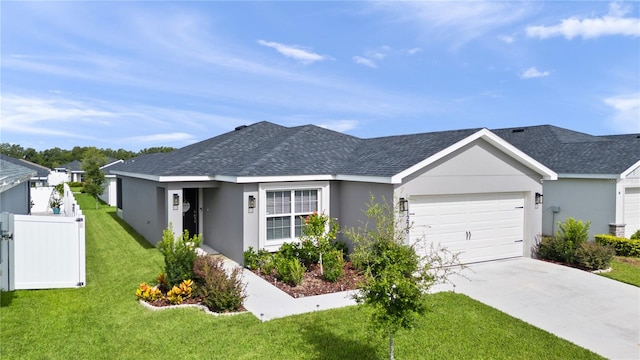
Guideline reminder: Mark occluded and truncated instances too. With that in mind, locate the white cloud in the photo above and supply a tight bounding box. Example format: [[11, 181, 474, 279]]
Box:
[[604, 93, 640, 132], [498, 35, 514, 44], [519, 67, 550, 79], [405, 47, 423, 55], [352, 56, 377, 68], [526, 2, 640, 39], [123, 132, 195, 143], [318, 120, 359, 133], [257, 40, 329, 64], [366, 45, 391, 60], [369, 1, 534, 48]]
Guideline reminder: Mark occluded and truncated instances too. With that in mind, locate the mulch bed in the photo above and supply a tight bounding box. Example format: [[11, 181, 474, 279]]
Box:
[[252, 261, 365, 298]]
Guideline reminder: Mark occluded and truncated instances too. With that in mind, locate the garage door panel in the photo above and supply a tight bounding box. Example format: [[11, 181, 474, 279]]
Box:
[[410, 192, 525, 264], [624, 187, 640, 238]]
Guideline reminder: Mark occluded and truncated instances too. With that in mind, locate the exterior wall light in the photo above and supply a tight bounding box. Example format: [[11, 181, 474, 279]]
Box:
[[535, 192, 543, 205], [173, 194, 180, 210], [248, 195, 256, 213], [399, 198, 408, 212]]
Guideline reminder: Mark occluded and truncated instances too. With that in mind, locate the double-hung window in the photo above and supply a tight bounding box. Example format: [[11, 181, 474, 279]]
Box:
[[266, 190, 318, 241], [260, 182, 329, 250]]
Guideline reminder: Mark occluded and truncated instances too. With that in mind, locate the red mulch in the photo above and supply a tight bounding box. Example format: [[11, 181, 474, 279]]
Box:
[[252, 261, 365, 298]]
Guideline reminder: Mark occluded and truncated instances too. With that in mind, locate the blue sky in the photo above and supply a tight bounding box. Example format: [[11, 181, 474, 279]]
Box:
[[2, 1, 639, 151]]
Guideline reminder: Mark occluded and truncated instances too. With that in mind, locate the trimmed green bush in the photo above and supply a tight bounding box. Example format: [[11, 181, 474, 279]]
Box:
[[279, 242, 301, 260], [535, 236, 565, 262], [157, 225, 201, 287], [193, 255, 246, 312], [243, 246, 260, 270], [556, 218, 590, 263], [275, 254, 305, 286], [574, 242, 614, 270], [595, 234, 640, 257], [323, 249, 345, 282], [631, 229, 640, 240]]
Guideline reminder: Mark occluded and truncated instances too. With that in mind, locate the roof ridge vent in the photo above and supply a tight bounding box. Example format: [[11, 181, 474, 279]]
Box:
[[512, 128, 525, 133], [235, 125, 248, 131]]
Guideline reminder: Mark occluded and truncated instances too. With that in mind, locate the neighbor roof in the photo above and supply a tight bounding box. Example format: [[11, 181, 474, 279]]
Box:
[[492, 125, 640, 176], [0, 154, 50, 179], [112, 121, 555, 182], [0, 158, 36, 193]]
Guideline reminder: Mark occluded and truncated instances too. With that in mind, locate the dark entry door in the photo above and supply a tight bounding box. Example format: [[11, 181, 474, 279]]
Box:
[[183, 188, 199, 237]]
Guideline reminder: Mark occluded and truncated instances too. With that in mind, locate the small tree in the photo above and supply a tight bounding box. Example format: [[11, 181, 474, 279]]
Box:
[[82, 148, 107, 209], [346, 196, 461, 360], [300, 211, 338, 275]]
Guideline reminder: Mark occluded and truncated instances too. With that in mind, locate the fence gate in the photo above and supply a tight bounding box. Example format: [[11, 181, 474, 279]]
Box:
[[0, 212, 86, 291]]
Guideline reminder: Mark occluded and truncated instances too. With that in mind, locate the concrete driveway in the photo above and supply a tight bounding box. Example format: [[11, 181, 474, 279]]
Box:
[[441, 258, 640, 359]]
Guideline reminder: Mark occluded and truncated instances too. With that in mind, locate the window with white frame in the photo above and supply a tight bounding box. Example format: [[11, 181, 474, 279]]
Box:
[[259, 182, 329, 249]]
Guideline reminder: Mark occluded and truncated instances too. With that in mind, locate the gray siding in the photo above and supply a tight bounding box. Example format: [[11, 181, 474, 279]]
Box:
[[120, 176, 165, 245], [0, 183, 30, 215], [203, 182, 245, 263], [335, 181, 394, 252], [543, 178, 616, 239]]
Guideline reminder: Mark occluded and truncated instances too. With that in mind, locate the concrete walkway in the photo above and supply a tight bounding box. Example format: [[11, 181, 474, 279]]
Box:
[[215, 254, 357, 322], [438, 258, 640, 360]]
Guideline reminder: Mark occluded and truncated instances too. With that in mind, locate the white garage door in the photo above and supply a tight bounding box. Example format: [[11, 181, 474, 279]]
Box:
[[410, 192, 525, 264], [624, 187, 640, 238]]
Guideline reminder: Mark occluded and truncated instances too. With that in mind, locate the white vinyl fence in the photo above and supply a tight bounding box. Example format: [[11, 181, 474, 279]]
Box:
[[0, 184, 86, 291]]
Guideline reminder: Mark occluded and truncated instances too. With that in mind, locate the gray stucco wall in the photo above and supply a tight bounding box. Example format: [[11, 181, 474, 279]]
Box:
[[395, 139, 544, 258], [120, 176, 165, 246], [543, 178, 616, 239], [334, 181, 394, 252], [0, 182, 30, 215], [203, 182, 245, 263]]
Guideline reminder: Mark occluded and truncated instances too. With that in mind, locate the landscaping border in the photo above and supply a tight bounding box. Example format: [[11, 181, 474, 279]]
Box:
[[138, 300, 247, 317]]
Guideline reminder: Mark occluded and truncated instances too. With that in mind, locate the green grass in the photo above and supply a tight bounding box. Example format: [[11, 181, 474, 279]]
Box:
[[1, 194, 602, 359], [599, 257, 640, 287]]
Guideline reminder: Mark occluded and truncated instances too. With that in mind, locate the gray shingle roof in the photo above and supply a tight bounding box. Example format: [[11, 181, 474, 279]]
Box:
[[492, 125, 640, 175], [0, 154, 50, 178], [0, 158, 37, 193], [114, 121, 639, 180]]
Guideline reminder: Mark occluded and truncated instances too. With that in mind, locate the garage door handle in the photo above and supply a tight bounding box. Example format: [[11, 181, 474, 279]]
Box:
[[514, 239, 523, 243]]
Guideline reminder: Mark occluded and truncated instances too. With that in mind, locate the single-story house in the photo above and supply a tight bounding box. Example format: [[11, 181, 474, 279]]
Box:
[[112, 121, 556, 265], [0, 154, 50, 187], [0, 158, 36, 215], [99, 160, 124, 206], [59, 158, 122, 184], [493, 126, 640, 239]]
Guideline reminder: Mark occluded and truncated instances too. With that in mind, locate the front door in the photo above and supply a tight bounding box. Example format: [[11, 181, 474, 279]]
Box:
[[183, 188, 199, 237]]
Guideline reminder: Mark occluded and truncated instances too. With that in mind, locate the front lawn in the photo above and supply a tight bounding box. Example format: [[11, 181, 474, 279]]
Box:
[[598, 256, 640, 287], [0, 194, 601, 359]]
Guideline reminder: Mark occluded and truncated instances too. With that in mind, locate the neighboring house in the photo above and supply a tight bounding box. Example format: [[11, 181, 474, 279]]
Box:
[[112, 121, 556, 265], [59, 157, 121, 183], [99, 159, 124, 206], [0, 158, 36, 214], [493, 126, 640, 239], [0, 154, 50, 187]]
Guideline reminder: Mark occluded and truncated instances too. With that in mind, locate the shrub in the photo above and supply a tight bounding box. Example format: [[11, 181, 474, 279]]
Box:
[[193, 255, 246, 312], [323, 249, 344, 282], [631, 229, 640, 240], [332, 240, 349, 258], [575, 242, 614, 270], [135, 283, 163, 302], [157, 225, 202, 287], [243, 247, 260, 270], [279, 242, 301, 260], [556, 218, 590, 263], [595, 234, 640, 257], [274, 254, 305, 286], [535, 236, 566, 262], [259, 251, 277, 275], [298, 239, 319, 266]]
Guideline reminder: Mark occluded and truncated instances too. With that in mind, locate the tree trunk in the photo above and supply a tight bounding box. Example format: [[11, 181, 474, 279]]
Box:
[[389, 333, 395, 360], [319, 251, 324, 275]]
